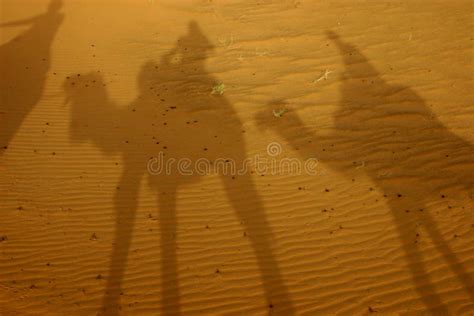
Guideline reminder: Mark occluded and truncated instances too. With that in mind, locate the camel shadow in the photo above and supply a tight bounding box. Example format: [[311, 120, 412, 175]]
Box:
[[257, 31, 473, 313], [0, 0, 64, 154], [65, 22, 294, 315]]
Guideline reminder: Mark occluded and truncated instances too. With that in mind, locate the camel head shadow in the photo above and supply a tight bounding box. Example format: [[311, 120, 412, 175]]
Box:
[[65, 73, 122, 156]]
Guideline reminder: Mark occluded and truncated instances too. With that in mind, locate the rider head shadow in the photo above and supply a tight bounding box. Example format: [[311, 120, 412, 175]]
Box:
[[257, 31, 473, 313], [66, 21, 294, 315], [0, 0, 64, 154]]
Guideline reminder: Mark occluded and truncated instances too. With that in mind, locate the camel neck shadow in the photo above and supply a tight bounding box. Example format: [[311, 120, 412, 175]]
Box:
[[0, 0, 64, 155]]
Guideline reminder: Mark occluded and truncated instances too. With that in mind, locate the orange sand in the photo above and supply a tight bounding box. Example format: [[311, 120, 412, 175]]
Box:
[[1, 0, 473, 315]]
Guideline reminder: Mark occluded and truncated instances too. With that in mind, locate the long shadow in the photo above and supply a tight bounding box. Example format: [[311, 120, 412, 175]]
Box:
[[65, 22, 294, 315], [0, 0, 64, 154], [257, 31, 473, 313]]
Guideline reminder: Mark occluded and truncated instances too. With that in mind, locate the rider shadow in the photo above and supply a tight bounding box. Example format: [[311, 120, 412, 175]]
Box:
[[257, 31, 473, 313], [65, 21, 294, 315], [0, 0, 64, 154]]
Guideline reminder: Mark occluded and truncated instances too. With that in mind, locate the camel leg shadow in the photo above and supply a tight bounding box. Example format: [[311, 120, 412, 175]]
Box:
[[221, 172, 295, 315], [157, 186, 180, 315], [387, 196, 451, 314], [423, 215, 474, 301], [102, 167, 142, 315]]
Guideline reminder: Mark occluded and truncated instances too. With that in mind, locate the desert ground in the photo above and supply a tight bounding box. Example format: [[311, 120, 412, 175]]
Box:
[[1, 0, 473, 315]]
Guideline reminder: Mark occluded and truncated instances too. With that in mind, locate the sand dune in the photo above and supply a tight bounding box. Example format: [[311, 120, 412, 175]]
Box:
[[1, 0, 473, 315]]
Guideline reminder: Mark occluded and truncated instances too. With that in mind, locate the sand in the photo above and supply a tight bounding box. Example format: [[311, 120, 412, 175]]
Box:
[[1, 0, 473, 315]]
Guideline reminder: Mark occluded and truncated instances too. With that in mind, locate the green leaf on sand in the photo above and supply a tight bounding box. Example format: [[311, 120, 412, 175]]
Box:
[[211, 83, 226, 95]]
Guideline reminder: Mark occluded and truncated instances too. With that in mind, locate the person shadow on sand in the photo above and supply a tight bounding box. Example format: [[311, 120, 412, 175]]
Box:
[[257, 31, 473, 314], [0, 0, 64, 154], [64, 22, 294, 315]]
